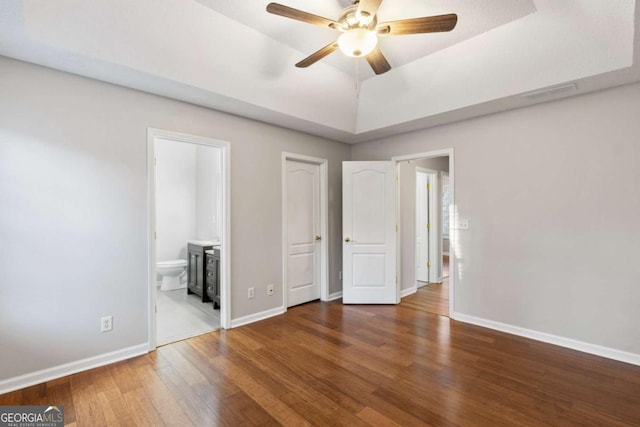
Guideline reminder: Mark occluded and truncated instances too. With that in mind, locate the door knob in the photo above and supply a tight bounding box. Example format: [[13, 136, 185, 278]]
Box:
[[344, 237, 351, 242], [315, 235, 321, 241]]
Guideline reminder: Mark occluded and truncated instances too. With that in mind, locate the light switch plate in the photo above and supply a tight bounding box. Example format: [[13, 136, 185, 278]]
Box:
[[456, 219, 469, 230]]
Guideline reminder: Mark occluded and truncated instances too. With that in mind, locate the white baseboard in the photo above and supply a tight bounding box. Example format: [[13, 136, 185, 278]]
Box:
[[400, 287, 417, 298], [230, 306, 285, 328], [327, 291, 343, 301], [0, 343, 148, 395], [454, 313, 640, 367]]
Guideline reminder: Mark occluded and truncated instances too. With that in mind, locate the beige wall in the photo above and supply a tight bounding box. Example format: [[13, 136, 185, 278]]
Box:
[[0, 57, 349, 385], [352, 83, 640, 356]]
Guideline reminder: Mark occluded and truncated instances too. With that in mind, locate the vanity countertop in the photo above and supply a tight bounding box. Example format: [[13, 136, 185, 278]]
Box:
[[188, 240, 219, 247]]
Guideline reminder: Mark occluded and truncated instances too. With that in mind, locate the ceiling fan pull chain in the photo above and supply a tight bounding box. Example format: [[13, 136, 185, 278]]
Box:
[[355, 59, 360, 99]]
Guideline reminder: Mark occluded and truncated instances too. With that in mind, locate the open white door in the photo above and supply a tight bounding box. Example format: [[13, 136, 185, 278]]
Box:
[[342, 161, 398, 304], [416, 171, 430, 283]]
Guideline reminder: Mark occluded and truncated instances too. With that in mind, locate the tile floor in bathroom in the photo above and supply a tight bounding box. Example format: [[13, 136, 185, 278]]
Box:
[[156, 288, 220, 346]]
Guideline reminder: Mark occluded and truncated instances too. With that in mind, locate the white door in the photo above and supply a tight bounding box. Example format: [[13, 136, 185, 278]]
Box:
[[342, 161, 398, 304], [286, 160, 321, 307], [416, 171, 430, 283]]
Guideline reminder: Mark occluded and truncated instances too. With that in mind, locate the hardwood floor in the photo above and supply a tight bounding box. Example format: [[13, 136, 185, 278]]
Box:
[[404, 257, 450, 317], [402, 280, 449, 317], [2, 301, 640, 426]]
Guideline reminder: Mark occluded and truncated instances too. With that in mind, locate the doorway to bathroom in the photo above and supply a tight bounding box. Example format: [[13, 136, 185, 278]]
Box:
[[147, 129, 230, 349]]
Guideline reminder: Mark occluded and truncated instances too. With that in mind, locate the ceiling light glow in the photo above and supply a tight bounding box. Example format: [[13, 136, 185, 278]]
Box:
[[338, 28, 378, 57]]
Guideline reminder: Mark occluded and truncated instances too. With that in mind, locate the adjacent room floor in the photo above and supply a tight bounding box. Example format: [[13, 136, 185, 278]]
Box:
[[405, 255, 450, 317], [156, 288, 220, 346]]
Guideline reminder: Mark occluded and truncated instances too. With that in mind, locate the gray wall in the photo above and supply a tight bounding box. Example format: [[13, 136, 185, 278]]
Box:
[[0, 57, 349, 383], [352, 83, 640, 356]]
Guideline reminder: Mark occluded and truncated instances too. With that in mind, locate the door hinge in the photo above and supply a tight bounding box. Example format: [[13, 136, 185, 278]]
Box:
[[394, 174, 398, 182], [395, 276, 398, 284], [427, 261, 432, 268], [427, 222, 431, 230], [427, 183, 431, 190], [395, 225, 398, 232], [154, 231, 157, 240], [154, 158, 157, 167]]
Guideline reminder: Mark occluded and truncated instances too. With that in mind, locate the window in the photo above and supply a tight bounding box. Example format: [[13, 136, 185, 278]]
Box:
[[442, 172, 450, 237]]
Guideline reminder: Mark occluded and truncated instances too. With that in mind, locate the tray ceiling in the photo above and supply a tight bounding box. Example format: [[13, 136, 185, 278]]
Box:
[[0, 0, 638, 143]]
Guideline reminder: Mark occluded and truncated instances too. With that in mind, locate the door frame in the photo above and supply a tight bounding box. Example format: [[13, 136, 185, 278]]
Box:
[[392, 149, 456, 318], [415, 166, 440, 285], [281, 153, 329, 308], [147, 128, 231, 351]]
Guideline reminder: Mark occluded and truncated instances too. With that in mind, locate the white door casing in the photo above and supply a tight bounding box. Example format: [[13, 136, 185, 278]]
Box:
[[285, 160, 321, 307], [342, 161, 398, 304], [416, 171, 430, 283]]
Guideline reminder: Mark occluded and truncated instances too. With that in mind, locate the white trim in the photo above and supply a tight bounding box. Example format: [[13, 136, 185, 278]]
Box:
[[400, 287, 417, 298], [147, 128, 232, 352], [0, 344, 148, 395], [327, 291, 343, 301], [282, 153, 329, 309], [392, 149, 455, 316], [454, 313, 640, 367], [415, 167, 441, 284], [395, 164, 402, 304], [230, 306, 286, 328]]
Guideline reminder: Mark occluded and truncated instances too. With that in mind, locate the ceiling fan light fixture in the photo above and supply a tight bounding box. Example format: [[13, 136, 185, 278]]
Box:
[[338, 27, 378, 57]]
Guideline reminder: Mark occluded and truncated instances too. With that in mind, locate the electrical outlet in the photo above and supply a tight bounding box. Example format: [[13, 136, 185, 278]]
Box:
[[248, 287, 255, 299], [267, 284, 274, 296], [101, 316, 113, 332]]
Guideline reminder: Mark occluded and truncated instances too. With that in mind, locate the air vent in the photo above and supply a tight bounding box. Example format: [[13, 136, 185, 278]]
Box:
[[522, 83, 577, 101]]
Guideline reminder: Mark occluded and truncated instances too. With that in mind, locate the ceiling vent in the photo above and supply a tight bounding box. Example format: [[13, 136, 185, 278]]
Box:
[[522, 83, 577, 101]]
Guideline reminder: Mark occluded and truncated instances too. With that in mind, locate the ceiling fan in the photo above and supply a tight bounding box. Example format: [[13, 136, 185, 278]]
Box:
[[266, 0, 458, 75]]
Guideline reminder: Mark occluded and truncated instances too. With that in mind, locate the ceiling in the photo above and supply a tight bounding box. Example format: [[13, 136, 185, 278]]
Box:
[[0, 0, 638, 143]]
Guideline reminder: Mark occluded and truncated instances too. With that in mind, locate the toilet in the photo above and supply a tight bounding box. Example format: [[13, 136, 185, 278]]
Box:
[[157, 259, 188, 291]]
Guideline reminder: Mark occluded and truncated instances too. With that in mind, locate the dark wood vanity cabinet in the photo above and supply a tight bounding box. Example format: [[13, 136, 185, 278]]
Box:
[[205, 248, 221, 309], [187, 243, 213, 302]]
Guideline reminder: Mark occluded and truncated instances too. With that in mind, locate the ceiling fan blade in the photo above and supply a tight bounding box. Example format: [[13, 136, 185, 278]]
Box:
[[266, 3, 341, 29], [366, 47, 391, 75], [357, 0, 384, 24], [377, 14, 458, 35], [296, 42, 339, 68]]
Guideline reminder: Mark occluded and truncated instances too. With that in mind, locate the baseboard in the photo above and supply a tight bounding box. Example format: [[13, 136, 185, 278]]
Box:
[[454, 313, 640, 367], [400, 287, 417, 298], [0, 343, 148, 395], [230, 306, 285, 328], [327, 291, 343, 301]]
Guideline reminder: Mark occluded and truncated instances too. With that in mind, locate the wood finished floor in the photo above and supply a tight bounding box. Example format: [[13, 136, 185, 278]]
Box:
[[404, 257, 450, 317], [2, 300, 640, 426]]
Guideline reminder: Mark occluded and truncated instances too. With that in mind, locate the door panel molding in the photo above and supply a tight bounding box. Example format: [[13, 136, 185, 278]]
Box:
[[343, 161, 398, 304], [282, 153, 329, 308]]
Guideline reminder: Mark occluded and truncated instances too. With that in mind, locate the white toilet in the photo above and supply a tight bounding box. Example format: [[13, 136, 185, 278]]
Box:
[[157, 259, 188, 291]]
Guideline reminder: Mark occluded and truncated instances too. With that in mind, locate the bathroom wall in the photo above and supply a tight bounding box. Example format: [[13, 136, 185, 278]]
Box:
[[195, 144, 222, 242], [155, 138, 197, 261], [155, 140, 222, 263]]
